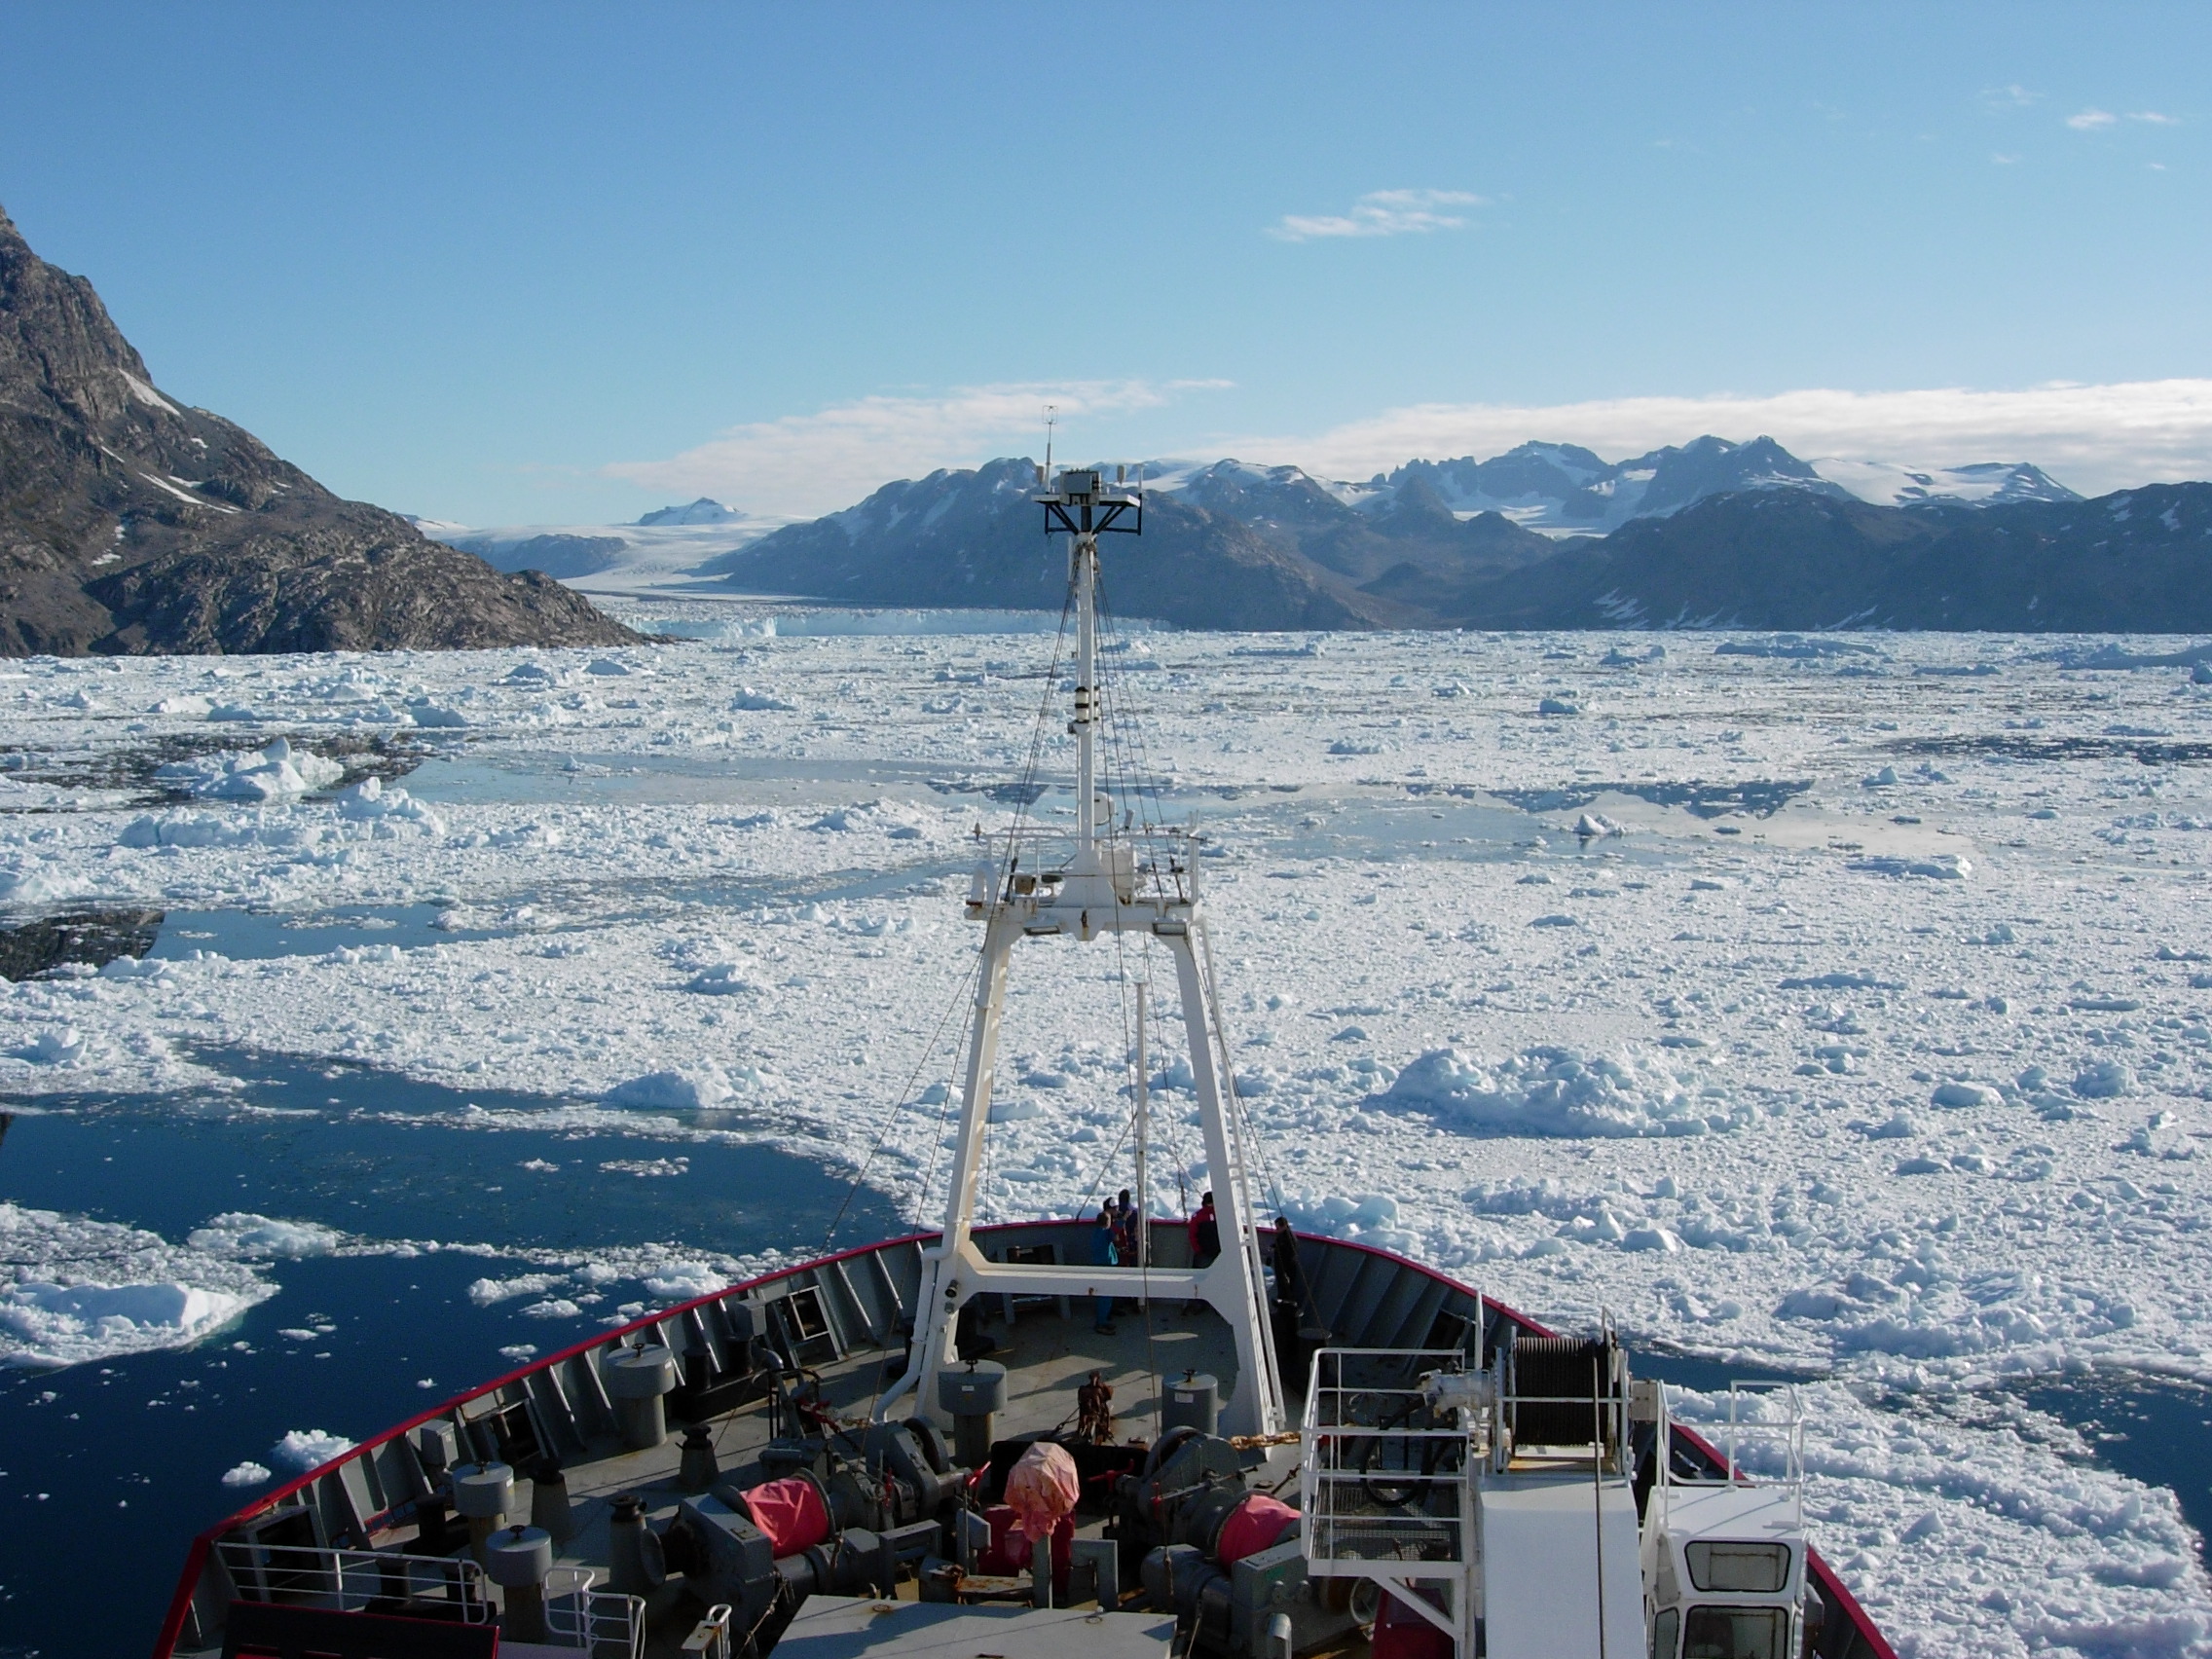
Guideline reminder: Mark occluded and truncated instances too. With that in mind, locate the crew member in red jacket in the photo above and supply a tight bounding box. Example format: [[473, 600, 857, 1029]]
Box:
[[1188, 1192, 1220, 1269]]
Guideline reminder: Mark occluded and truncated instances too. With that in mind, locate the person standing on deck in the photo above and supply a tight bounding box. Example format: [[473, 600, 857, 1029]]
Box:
[[1110, 1188, 1138, 1262], [1270, 1214, 1310, 1387], [1090, 1207, 1119, 1335], [1110, 1188, 1140, 1315], [1189, 1192, 1219, 1269], [1271, 1215, 1305, 1311]]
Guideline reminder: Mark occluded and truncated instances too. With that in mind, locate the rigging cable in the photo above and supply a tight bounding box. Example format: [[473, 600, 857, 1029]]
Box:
[[820, 854, 991, 1246]]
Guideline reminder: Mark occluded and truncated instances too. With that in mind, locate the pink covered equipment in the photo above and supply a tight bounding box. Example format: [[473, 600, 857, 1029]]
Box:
[[1003, 1441, 1080, 1543]]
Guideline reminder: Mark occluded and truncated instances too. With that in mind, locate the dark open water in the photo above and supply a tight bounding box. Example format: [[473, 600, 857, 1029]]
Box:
[[0, 1051, 900, 1659]]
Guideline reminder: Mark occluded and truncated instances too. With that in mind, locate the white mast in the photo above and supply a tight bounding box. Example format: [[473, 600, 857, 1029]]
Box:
[[877, 463, 1285, 1439], [1134, 980, 1148, 1277]]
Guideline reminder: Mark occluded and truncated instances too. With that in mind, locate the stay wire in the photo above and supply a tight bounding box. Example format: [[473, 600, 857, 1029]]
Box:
[[823, 940, 984, 1249], [908, 943, 986, 1228], [1198, 920, 1290, 1221], [826, 571, 1073, 1253], [991, 570, 1078, 900]]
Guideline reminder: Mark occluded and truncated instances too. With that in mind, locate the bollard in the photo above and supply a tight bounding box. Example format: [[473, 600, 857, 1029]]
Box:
[[678, 1422, 719, 1493], [1267, 1611, 1293, 1659], [450, 1462, 514, 1567], [528, 1459, 573, 1544], [486, 1524, 553, 1643], [604, 1345, 679, 1451]]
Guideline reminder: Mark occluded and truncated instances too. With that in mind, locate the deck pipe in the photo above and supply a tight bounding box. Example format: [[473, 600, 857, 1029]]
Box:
[[451, 1462, 514, 1567], [604, 1344, 680, 1451], [487, 1524, 554, 1643]]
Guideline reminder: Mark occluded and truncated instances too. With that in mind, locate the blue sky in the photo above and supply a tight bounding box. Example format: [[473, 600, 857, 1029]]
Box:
[[3, 3, 2207, 524]]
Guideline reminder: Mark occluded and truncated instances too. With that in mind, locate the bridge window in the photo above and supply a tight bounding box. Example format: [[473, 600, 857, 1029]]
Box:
[[1650, 1606, 1678, 1659], [1686, 1539, 1789, 1593], [1682, 1605, 1788, 1659]]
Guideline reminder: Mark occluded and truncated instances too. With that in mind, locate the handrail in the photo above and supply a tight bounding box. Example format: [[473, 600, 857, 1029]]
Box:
[[1301, 1346, 1474, 1572], [543, 1571, 645, 1659], [210, 1541, 489, 1621]]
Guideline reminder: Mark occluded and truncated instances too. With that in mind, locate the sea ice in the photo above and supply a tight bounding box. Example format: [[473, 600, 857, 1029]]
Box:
[[0, 1202, 273, 1369], [604, 1066, 736, 1109], [1382, 1047, 1750, 1138], [17, 623, 2212, 1651], [154, 737, 344, 801], [731, 686, 797, 712], [270, 1429, 355, 1472], [186, 1214, 345, 1259]]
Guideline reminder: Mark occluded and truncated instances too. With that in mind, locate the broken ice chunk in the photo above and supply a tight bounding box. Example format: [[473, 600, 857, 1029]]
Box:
[[1931, 1082, 2002, 1109]]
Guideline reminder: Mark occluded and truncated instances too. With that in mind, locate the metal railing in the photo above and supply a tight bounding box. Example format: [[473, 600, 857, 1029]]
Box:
[[1300, 1347, 1475, 1571], [544, 1567, 646, 1659], [965, 826, 1200, 908], [213, 1541, 489, 1621], [1659, 1382, 1808, 1529]]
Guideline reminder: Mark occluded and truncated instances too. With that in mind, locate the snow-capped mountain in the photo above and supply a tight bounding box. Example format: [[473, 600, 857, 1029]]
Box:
[[636, 497, 747, 527], [706, 443, 2188, 632], [1145, 435, 2082, 540], [435, 434, 2105, 626], [1141, 437, 2082, 540], [1382, 434, 1848, 535], [1807, 458, 2080, 508]]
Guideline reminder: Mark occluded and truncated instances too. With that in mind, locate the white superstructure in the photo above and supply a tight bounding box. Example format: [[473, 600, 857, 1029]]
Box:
[[877, 465, 1285, 1440], [1299, 1337, 1813, 1659]]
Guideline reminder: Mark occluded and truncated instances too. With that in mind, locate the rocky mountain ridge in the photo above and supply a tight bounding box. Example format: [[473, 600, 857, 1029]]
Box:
[[0, 203, 636, 654], [1449, 482, 2212, 632], [705, 452, 2208, 634]]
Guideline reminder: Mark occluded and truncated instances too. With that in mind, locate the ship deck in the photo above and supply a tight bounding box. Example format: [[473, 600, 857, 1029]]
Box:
[[476, 1291, 1247, 1657], [158, 1224, 1891, 1659]]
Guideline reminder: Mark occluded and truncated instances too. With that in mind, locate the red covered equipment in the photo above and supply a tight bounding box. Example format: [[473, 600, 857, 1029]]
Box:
[[739, 1476, 830, 1557], [1216, 1493, 1300, 1565]]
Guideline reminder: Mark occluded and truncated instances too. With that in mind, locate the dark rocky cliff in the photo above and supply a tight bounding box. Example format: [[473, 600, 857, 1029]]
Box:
[[0, 204, 636, 654]]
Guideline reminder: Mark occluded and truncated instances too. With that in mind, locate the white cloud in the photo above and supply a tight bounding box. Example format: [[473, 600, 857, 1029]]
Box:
[[2067, 108, 2119, 130], [1269, 189, 1486, 242], [604, 379, 1229, 516], [2128, 110, 2180, 126], [1980, 84, 2039, 110], [1220, 381, 2212, 498], [608, 379, 2212, 522]]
